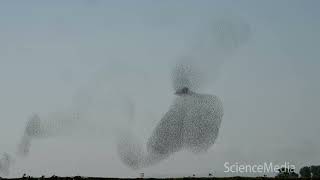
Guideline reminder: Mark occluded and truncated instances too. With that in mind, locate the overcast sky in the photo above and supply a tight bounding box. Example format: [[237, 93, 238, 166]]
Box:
[[0, 0, 319, 178]]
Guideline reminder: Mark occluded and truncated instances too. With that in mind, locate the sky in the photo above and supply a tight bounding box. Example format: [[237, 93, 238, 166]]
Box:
[[0, 0, 320, 178]]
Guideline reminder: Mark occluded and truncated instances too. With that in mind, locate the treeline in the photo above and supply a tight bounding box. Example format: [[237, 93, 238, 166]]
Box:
[[1, 165, 320, 179], [299, 165, 320, 178], [275, 165, 320, 178]]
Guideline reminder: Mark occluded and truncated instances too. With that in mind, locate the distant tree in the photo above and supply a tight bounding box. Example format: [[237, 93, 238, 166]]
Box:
[[300, 166, 311, 178], [74, 176, 83, 180], [311, 165, 320, 178], [276, 167, 298, 178], [50, 175, 58, 180]]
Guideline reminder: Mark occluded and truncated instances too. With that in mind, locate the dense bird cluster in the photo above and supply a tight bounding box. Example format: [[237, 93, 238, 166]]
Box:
[[118, 71, 224, 169], [117, 17, 251, 170]]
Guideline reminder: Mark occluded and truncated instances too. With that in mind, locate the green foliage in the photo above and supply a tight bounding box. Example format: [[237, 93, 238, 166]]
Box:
[[275, 167, 298, 178], [299, 166, 311, 178], [299, 165, 320, 178], [311, 165, 320, 178]]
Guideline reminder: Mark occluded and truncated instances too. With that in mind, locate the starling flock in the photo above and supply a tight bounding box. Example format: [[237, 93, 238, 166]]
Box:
[[0, 17, 250, 175]]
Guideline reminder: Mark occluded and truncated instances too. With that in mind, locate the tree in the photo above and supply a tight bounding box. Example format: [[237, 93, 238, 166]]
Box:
[[311, 165, 320, 178], [300, 166, 311, 178], [276, 167, 298, 178]]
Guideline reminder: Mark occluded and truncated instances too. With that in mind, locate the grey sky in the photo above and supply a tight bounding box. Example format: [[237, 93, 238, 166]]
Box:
[[0, 0, 319, 178]]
